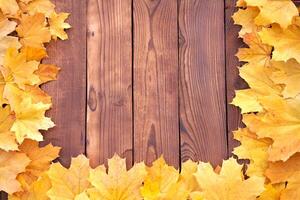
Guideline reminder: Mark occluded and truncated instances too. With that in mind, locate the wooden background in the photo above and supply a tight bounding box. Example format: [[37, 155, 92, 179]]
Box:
[[0, 0, 271, 198]]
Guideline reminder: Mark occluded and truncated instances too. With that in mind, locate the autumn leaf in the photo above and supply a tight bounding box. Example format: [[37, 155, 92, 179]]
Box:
[[244, 0, 298, 28], [233, 128, 271, 177], [280, 172, 300, 200], [0, 150, 30, 194], [232, 7, 259, 37], [236, 32, 272, 66], [1, 48, 40, 89], [140, 156, 179, 200], [88, 154, 146, 200], [8, 96, 54, 144], [257, 184, 283, 200], [35, 64, 60, 84], [194, 157, 265, 200], [243, 96, 300, 161], [49, 12, 71, 40], [21, 0, 55, 17], [20, 46, 47, 61], [259, 24, 300, 63], [231, 89, 263, 114], [47, 155, 91, 200], [270, 59, 300, 98], [16, 13, 51, 48], [0, 105, 17, 151]]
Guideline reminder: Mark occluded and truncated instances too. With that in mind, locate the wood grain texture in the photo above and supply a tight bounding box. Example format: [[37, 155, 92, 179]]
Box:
[[42, 0, 87, 167], [87, 0, 133, 168], [179, 0, 227, 166], [225, 0, 248, 154], [133, 0, 179, 167], [0, 192, 6, 200]]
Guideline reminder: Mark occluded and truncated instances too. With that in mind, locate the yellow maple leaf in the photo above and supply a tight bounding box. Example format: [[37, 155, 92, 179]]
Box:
[[16, 139, 60, 190], [140, 156, 179, 200], [9, 174, 51, 200], [257, 184, 283, 200], [1, 48, 40, 89], [232, 7, 259, 37], [16, 13, 51, 48], [280, 172, 300, 200], [47, 154, 91, 200], [0, 0, 19, 16], [232, 89, 264, 114], [270, 59, 300, 98], [236, 32, 272, 66], [21, 0, 55, 17], [9, 96, 54, 144], [49, 12, 71, 40], [0, 150, 30, 194], [0, 18, 21, 65], [244, 0, 298, 28], [194, 158, 265, 200], [243, 96, 300, 161], [259, 24, 300, 63], [35, 64, 60, 85], [87, 154, 146, 200], [233, 128, 271, 177], [0, 105, 17, 151]]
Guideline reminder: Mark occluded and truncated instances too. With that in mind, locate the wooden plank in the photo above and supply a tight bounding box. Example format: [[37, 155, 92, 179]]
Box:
[[179, 0, 227, 166], [87, 0, 133, 168], [42, 0, 87, 167], [133, 0, 179, 167], [0, 192, 7, 200], [225, 0, 248, 154]]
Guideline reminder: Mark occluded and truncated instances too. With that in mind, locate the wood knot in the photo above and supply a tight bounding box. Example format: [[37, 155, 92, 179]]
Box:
[[88, 86, 97, 111]]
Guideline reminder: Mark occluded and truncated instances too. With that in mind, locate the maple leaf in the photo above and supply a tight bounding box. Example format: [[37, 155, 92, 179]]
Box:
[[233, 128, 271, 177], [9, 174, 51, 200], [244, 0, 298, 28], [21, 0, 55, 17], [236, 32, 272, 66], [16, 140, 60, 190], [8, 96, 54, 144], [257, 184, 283, 200], [243, 96, 300, 161], [87, 154, 146, 200], [0, 0, 19, 15], [194, 158, 265, 200], [231, 89, 263, 114], [0, 105, 17, 151], [140, 156, 179, 200], [259, 24, 300, 63], [35, 64, 60, 85], [1, 48, 40, 89], [49, 12, 71, 40], [47, 155, 91, 200], [270, 59, 300, 98], [0, 18, 21, 65], [232, 7, 259, 37], [0, 150, 30, 194], [16, 13, 51, 48], [280, 172, 300, 200]]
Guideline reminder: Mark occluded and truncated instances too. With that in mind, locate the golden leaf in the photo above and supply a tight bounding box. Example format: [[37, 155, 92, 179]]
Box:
[[22, 0, 55, 17], [244, 0, 298, 28], [0, 0, 19, 15], [259, 24, 300, 63], [231, 89, 263, 114], [35, 64, 60, 84], [257, 184, 283, 200], [232, 7, 259, 37], [16, 13, 51, 48], [88, 154, 146, 200], [20, 47, 47, 61], [233, 128, 271, 177], [49, 12, 71, 40], [0, 150, 30, 194], [280, 172, 300, 200], [47, 155, 91, 200], [194, 158, 265, 200]]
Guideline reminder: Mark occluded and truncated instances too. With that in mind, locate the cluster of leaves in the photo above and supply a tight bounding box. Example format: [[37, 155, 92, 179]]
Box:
[[231, 0, 300, 199], [0, 0, 70, 198], [2, 0, 300, 199]]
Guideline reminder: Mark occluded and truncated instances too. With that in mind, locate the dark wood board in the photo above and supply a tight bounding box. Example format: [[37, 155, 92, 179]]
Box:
[[86, 0, 133, 168], [133, 0, 180, 167], [179, 0, 228, 166]]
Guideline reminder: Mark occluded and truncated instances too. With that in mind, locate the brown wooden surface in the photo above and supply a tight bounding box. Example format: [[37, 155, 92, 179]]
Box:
[[179, 0, 227, 165], [133, 0, 179, 167], [86, 0, 133, 168], [225, 0, 247, 154], [42, 0, 87, 167]]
